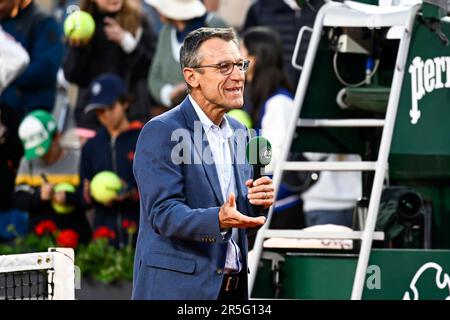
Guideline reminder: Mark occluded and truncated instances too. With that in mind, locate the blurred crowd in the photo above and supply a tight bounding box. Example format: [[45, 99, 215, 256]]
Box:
[[1, 0, 353, 250]]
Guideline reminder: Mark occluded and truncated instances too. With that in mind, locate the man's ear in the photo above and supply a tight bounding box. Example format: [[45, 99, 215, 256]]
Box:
[[183, 68, 199, 89]]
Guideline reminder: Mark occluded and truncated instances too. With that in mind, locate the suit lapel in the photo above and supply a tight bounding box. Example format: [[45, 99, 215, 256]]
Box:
[[229, 134, 243, 197], [181, 98, 224, 204], [199, 137, 224, 204]]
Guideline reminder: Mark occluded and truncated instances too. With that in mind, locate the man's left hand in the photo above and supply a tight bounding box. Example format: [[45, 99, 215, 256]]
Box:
[[246, 176, 274, 209]]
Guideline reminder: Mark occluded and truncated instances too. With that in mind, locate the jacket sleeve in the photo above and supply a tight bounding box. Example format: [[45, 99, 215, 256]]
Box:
[[62, 45, 92, 87], [13, 17, 63, 89], [133, 119, 226, 243]]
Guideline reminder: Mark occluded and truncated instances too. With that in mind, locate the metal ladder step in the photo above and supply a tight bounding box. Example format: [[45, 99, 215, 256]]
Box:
[[263, 230, 385, 241], [283, 161, 377, 171], [298, 119, 386, 127]]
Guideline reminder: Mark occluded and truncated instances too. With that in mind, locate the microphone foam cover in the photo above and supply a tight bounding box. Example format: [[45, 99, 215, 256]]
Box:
[[246, 136, 272, 167]]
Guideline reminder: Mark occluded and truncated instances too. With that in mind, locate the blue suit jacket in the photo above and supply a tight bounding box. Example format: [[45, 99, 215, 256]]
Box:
[[132, 98, 257, 299]]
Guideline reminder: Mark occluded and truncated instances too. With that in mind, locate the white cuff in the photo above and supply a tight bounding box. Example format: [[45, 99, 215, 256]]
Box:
[[120, 31, 138, 54], [160, 84, 174, 107]]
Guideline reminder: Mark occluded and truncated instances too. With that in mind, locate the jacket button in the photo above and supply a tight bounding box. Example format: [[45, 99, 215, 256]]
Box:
[[216, 268, 223, 275]]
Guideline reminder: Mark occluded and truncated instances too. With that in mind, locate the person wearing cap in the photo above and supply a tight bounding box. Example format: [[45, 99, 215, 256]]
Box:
[[80, 73, 140, 247], [132, 27, 274, 300], [145, 0, 227, 110], [12, 110, 91, 243], [63, 0, 156, 133]]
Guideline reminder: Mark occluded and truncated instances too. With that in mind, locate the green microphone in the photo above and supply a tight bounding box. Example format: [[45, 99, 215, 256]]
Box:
[[246, 136, 272, 214], [246, 136, 272, 182]]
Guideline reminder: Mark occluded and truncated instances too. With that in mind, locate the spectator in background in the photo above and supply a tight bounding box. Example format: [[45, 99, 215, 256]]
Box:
[[243, 0, 324, 88], [0, 26, 29, 92], [204, 0, 252, 32], [63, 0, 156, 133], [145, 0, 227, 111], [241, 26, 294, 172], [301, 153, 362, 228], [13, 110, 91, 243], [0, 0, 64, 118], [80, 74, 140, 248], [134, 0, 163, 34], [0, 102, 25, 241], [0, 26, 29, 241], [240, 26, 301, 244]]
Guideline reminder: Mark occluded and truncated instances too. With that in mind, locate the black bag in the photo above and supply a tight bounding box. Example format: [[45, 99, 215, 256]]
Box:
[[281, 152, 321, 194]]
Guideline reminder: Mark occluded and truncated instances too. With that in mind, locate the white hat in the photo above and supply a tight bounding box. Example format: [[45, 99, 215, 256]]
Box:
[[145, 0, 206, 21]]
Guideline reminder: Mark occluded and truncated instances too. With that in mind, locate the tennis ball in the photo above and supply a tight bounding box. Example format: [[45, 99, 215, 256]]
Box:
[[64, 10, 95, 41], [227, 109, 253, 128], [90, 171, 122, 205], [52, 183, 76, 214]]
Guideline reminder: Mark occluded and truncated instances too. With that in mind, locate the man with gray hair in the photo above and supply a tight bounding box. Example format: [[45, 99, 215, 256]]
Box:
[[145, 0, 227, 109], [132, 27, 274, 300]]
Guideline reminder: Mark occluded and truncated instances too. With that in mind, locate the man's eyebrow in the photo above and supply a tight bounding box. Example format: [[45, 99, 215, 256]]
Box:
[[216, 59, 244, 65], [215, 60, 232, 65]]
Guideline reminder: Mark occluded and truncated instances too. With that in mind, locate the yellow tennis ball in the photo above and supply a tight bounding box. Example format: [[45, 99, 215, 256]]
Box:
[[52, 183, 76, 214], [64, 10, 95, 41], [227, 109, 253, 128], [90, 171, 122, 205]]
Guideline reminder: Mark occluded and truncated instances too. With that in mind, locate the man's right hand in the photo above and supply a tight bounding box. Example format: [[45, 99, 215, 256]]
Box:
[[219, 192, 266, 229]]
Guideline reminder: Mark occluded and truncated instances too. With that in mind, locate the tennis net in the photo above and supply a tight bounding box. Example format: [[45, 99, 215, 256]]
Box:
[[0, 248, 75, 300]]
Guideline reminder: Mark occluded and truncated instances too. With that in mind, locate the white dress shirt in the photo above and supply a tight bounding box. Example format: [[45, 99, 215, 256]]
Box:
[[189, 95, 242, 273]]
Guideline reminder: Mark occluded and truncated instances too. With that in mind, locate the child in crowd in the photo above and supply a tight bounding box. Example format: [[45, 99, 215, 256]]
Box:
[[13, 110, 91, 243], [80, 73, 140, 247]]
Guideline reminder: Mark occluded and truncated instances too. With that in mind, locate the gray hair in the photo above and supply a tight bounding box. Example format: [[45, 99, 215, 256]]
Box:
[[180, 27, 239, 69]]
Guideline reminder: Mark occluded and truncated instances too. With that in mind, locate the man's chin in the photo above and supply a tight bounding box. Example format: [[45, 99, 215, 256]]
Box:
[[228, 99, 244, 109]]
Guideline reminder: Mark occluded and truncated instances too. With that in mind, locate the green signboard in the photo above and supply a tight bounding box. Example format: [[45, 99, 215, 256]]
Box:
[[365, 249, 450, 300], [390, 19, 450, 177], [252, 249, 450, 300]]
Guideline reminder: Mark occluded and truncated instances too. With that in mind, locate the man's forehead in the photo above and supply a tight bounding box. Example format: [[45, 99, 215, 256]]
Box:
[[199, 38, 241, 61]]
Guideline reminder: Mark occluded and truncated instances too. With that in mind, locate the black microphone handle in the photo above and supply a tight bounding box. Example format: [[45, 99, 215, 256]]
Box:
[[253, 165, 262, 182], [252, 165, 266, 215]]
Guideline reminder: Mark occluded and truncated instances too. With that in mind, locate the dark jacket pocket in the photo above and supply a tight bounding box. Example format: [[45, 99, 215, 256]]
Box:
[[145, 252, 196, 274]]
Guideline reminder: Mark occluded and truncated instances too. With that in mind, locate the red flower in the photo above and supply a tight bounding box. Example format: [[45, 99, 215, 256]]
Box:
[[122, 219, 136, 230], [56, 229, 79, 249], [34, 220, 57, 236], [127, 151, 135, 162], [93, 226, 116, 240]]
